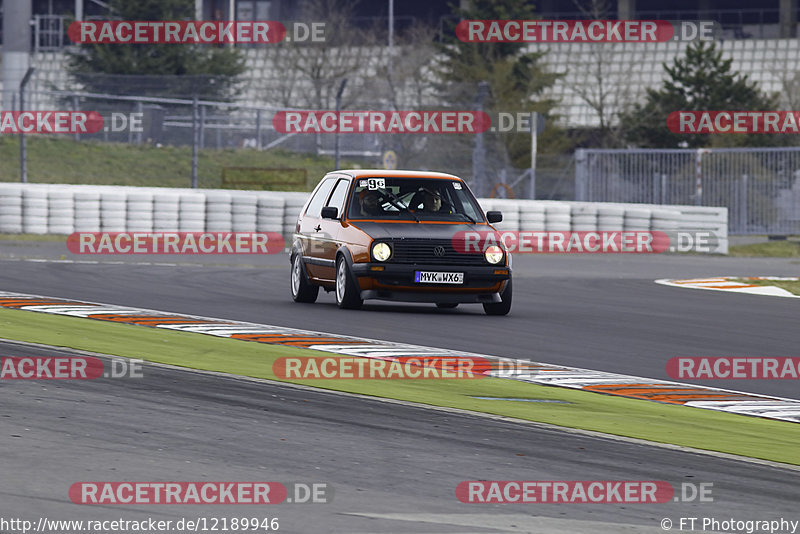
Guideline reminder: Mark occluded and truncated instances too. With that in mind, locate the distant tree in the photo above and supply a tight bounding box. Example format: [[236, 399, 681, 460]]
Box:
[[568, 0, 637, 148], [67, 0, 245, 100], [370, 22, 443, 168], [258, 0, 384, 109], [434, 0, 567, 172], [620, 41, 779, 148]]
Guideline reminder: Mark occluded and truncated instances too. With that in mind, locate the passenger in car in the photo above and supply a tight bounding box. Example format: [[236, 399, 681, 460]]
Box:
[[359, 189, 383, 216]]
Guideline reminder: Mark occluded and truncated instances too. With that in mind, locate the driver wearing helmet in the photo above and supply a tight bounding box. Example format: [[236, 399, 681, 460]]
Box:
[[421, 188, 443, 212], [358, 189, 383, 216]]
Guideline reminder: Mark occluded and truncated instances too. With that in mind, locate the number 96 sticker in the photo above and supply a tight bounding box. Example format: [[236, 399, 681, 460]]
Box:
[[367, 178, 385, 190]]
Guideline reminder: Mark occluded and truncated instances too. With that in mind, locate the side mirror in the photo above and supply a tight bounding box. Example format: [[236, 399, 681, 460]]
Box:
[[321, 206, 339, 220], [486, 211, 503, 224]]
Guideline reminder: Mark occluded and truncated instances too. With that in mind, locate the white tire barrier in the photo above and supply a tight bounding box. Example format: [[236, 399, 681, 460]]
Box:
[[179, 193, 206, 232], [596, 206, 625, 231], [205, 192, 233, 232], [544, 203, 571, 231], [0, 185, 728, 253], [256, 194, 285, 233], [100, 191, 127, 232], [518, 202, 546, 231], [23, 188, 49, 234], [47, 189, 74, 234], [75, 206, 101, 231], [570, 203, 598, 231], [670, 206, 728, 254], [74, 190, 101, 232], [651, 209, 680, 231], [0, 186, 23, 233], [623, 208, 651, 231], [230, 194, 258, 231], [153, 193, 180, 232], [126, 192, 154, 232]]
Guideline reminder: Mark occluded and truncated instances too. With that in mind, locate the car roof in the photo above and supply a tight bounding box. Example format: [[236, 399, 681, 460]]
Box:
[[328, 169, 464, 181]]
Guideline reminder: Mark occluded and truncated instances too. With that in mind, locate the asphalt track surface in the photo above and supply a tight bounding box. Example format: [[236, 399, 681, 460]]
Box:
[[1, 241, 799, 532], [1, 241, 799, 398]]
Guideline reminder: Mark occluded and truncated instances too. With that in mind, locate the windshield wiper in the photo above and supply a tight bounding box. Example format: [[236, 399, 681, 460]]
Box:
[[438, 197, 474, 223], [381, 189, 419, 222]]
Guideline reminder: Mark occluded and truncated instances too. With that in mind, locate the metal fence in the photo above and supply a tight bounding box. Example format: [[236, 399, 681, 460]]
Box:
[[575, 147, 800, 235], [1, 78, 558, 199]]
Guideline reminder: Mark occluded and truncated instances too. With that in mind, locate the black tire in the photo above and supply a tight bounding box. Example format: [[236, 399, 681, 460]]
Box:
[[483, 278, 512, 316], [435, 303, 458, 309], [335, 255, 363, 309], [290, 254, 319, 303]]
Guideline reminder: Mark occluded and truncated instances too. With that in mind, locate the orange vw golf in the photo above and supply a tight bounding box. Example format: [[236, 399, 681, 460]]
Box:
[[289, 170, 512, 315]]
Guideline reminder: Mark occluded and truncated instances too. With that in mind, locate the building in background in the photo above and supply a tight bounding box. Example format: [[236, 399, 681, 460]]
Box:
[[2, 0, 800, 122]]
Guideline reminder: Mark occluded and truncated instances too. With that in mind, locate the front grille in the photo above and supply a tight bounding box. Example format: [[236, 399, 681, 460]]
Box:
[[385, 238, 487, 266]]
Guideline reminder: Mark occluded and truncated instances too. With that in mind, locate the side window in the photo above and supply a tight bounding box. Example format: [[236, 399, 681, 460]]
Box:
[[326, 179, 351, 215], [305, 178, 336, 218]]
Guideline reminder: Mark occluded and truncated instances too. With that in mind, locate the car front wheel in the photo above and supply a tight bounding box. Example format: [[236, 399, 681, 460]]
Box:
[[483, 278, 512, 316], [335, 256, 363, 309], [291, 254, 319, 303]]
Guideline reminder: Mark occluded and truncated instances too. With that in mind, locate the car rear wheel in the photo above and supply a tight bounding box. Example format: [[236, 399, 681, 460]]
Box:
[[435, 303, 458, 309], [291, 254, 319, 303], [483, 278, 512, 316], [335, 256, 363, 309]]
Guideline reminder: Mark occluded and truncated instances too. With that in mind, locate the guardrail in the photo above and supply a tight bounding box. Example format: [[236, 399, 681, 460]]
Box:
[[0, 184, 728, 253]]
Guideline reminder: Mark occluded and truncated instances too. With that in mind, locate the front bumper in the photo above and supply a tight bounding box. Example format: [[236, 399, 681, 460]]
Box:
[[350, 262, 511, 303]]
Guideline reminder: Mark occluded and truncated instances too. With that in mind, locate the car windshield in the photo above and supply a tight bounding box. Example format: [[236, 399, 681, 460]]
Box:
[[347, 177, 484, 222]]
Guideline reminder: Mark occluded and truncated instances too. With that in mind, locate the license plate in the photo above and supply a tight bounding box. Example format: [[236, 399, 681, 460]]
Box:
[[414, 271, 464, 284]]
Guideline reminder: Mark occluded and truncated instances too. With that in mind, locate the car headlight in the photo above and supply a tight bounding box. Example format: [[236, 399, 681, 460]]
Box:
[[372, 242, 392, 262], [484, 245, 504, 264]]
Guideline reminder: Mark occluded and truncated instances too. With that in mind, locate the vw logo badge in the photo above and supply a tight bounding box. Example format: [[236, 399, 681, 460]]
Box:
[[433, 246, 446, 257]]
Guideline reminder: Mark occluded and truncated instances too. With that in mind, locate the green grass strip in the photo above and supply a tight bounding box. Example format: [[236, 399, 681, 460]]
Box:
[[0, 136, 351, 190], [0, 234, 66, 242], [729, 239, 800, 258], [1, 306, 798, 466]]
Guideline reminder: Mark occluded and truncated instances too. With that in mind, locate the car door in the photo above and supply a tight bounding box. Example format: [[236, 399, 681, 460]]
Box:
[[299, 177, 337, 280], [314, 177, 351, 281]]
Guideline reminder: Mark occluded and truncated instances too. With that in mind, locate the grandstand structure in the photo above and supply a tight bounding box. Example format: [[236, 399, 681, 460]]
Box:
[[4, 1, 800, 129], [21, 36, 800, 129], [528, 38, 800, 128]]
